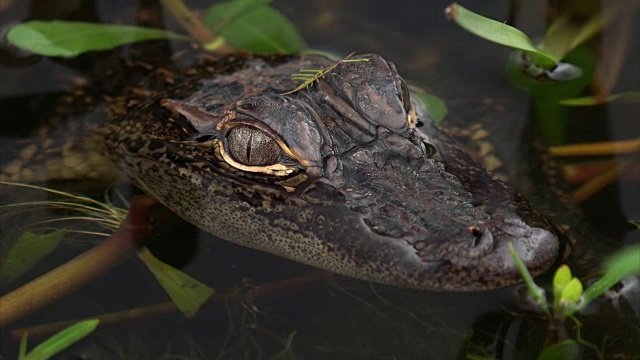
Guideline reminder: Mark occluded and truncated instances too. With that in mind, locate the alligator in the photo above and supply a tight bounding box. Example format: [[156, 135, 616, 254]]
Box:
[[1, 50, 561, 291]]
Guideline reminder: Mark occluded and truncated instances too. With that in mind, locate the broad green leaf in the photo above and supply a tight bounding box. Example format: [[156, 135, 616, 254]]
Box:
[[507, 242, 550, 315], [1, 230, 64, 285], [413, 92, 448, 124], [559, 92, 640, 106], [138, 247, 214, 318], [7, 21, 188, 57], [445, 3, 558, 68], [24, 319, 99, 360], [538, 340, 580, 360], [205, 1, 304, 54], [207, 0, 270, 33], [565, 244, 640, 315], [553, 265, 572, 308]]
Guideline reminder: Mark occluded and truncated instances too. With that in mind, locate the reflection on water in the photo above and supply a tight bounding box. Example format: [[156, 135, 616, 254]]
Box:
[[1, 0, 638, 358]]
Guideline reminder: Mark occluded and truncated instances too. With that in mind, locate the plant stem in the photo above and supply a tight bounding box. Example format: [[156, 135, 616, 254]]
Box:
[[0, 196, 156, 328], [549, 138, 640, 157], [161, 0, 234, 54]]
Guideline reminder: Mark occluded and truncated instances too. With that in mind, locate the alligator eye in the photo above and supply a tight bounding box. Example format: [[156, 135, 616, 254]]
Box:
[[399, 79, 412, 113], [227, 125, 281, 166]]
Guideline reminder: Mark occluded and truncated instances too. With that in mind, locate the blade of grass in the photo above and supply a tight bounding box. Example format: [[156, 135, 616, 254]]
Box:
[[0, 196, 155, 327], [507, 242, 550, 315], [22, 320, 99, 360], [565, 244, 640, 315]]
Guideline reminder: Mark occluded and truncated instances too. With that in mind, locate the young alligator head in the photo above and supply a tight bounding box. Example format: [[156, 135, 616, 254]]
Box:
[[106, 53, 560, 291]]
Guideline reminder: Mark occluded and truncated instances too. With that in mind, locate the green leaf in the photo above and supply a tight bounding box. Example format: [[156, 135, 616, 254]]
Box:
[[207, 0, 270, 33], [23, 319, 99, 360], [7, 21, 188, 57], [18, 333, 28, 360], [538, 340, 580, 360], [559, 92, 640, 106], [205, 1, 304, 54], [507, 242, 550, 315], [138, 247, 214, 318], [560, 278, 583, 305], [413, 92, 448, 124], [0, 230, 64, 285], [445, 3, 558, 68], [565, 244, 640, 315], [553, 265, 572, 308], [542, 13, 605, 61]]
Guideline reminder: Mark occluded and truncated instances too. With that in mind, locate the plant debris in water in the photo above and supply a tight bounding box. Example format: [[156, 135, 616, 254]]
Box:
[[0, 181, 213, 318]]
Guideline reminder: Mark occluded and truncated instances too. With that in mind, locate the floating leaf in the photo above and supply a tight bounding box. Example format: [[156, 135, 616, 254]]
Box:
[[138, 247, 214, 318], [445, 3, 558, 68], [413, 92, 448, 124], [7, 21, 188, 57], [22, 319, 99, 360], [205, 0, 304, 54], [559, 92, 640, 106], [1, 230, 64, 285]]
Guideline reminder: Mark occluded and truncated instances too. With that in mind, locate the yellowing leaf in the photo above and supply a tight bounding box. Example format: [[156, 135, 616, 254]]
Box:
[[560, 278, 583, 305], [137, 248, 214, 318], [552, 264, 572, 308]]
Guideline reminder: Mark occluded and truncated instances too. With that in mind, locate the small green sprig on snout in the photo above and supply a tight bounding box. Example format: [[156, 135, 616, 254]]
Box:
[[282, 53, 370, 95]]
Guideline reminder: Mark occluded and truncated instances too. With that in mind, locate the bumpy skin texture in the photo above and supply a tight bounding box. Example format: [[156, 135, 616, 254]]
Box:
[[105, 53, 559, 291]]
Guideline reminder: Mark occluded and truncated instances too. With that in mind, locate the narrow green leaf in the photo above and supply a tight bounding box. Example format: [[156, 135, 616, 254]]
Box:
[[445, 3, 558, 68], [24, 320, 99, 360], [538, 340, 580, 360], [138, 248, 214, 318], [7, 21, 188, 57], [1, 230, 64, 285], [413, 92, 448, 124], [553, 265, 572, 308], [565, 244, 640, 315], [559, 92, 640, 106], [205, 2, 304, 54], [507, 242, 550, 314], [18, 333, 28, 360]]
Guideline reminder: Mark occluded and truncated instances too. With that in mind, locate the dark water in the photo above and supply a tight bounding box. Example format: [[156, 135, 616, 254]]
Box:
[[1, 1, 639, 359]]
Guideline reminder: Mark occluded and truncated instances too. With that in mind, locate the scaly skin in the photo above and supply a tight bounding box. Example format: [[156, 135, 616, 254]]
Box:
[[100, 52, 559, 291]]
